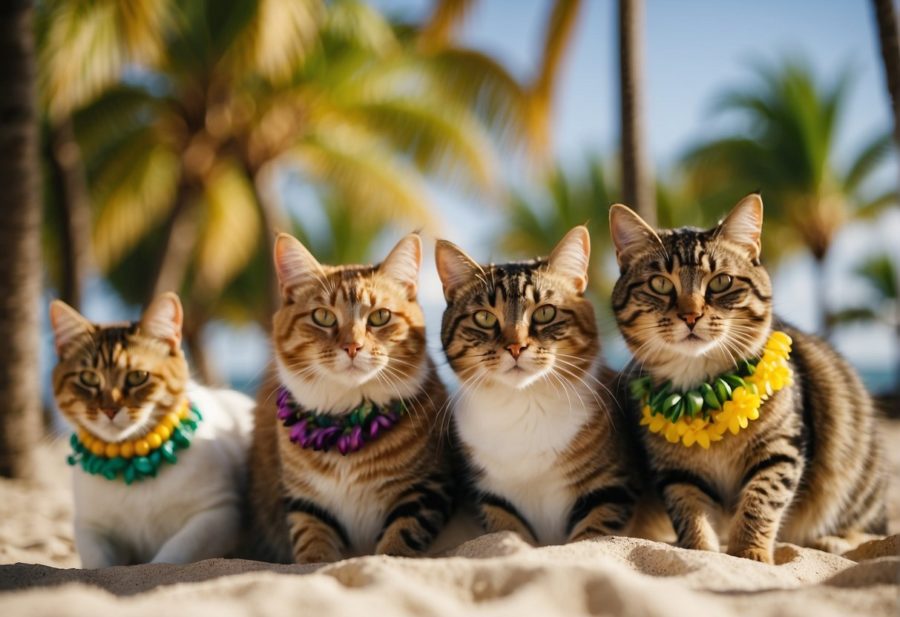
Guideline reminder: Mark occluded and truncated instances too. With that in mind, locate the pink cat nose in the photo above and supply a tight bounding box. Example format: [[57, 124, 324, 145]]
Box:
[[101, 408, 118, 420], [678, 311, 703, 329], [343, 342, 362, 359], [506, 343, 527, 359]]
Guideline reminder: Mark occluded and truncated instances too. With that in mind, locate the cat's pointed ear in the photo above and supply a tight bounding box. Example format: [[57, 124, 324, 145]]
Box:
[[435, 240, 484, 302], [379, 233, 422, 300], [718, 193, 763, 259], [609, 204, 663, 269], [49, 300, 94, 355], [140, 292, 183, 350], [273, 233, 325, 300], [548, 225, 591, 294]]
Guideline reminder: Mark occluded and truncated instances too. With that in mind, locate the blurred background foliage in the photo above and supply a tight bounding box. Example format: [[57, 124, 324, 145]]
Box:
[[32, 0, 900, 395]]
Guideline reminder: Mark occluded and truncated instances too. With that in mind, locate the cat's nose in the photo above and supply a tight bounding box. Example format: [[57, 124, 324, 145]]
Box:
[[101, 407, 119, 420], [343, 342, 362, 359], [678, 311, 703, 329], [506, 343, 527, 359]]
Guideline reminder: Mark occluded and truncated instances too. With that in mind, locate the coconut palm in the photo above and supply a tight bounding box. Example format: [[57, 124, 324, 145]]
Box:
[[42, 0, 510, 381], [0, 0, 43, 478], [682, 59, 898, 334], [870, 0, 900, 181]]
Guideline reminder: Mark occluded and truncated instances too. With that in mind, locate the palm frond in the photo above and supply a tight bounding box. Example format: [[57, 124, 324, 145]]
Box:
[[323, 0, 399, 56], [39, 0, 171, 119], [289, 132, 441, 232], [193, 161, 262, 299], [844, 132, 894, 193], [416, 0, 476, 52], [92, 140, 180, 271]]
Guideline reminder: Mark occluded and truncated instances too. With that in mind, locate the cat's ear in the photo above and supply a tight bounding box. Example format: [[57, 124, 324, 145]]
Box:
[[547, 225, 591, 294], [379, 233, 422, 300], [273, 233, 325, 300], [609, 204, 664, 269], [140, 292, 183, 350], [49, 300, 94, 355], [718, 193, 763, 259], [435, 240, 484, 302]]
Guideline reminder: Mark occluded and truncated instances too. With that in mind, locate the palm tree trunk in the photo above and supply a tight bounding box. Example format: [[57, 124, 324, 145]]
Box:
[[870, 0, 900, 190], [48, 119, 92, 309], [0, 0, 43, 478], [617, 0, 656, 225], [148, 179, 197, 304], [182, 310, 221, 386], [813, 255, 834, 338], [251, 162, 290, 327]]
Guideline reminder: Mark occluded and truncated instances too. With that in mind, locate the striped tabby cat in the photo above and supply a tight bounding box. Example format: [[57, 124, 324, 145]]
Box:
[[50, 293, 253, 567], [609, 194, 886, 562], [436, 227, 640, 545], [246, 232, 453, 563]]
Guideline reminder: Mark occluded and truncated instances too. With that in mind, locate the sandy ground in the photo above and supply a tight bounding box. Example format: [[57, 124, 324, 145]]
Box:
[[0, 422, 898, 616]]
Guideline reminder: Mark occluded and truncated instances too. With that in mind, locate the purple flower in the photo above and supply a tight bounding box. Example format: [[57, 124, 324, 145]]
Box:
[[369, 421, 381, 439], [338, 434, 350, 455], [289, 419, 309, 443], [349, 425, 363, 451], [376, 415, 393, 429]]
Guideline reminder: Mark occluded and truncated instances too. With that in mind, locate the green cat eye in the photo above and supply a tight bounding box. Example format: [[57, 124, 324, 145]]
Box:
[[649, 276, 674, 294], [708, 274, 733, 293], [532, 304, 557, 324], [79, 370, 100, 387], [473, 310, 498, 329], [125, 370, 149, 387], [312, 308, 337, 327], [368, 308, 392, 327]]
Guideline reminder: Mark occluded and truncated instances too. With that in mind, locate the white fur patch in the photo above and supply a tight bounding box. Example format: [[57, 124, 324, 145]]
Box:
[[455, 379, 593, 544]]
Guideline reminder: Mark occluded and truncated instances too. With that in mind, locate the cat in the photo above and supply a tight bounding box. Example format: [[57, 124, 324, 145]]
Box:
[[49, 293, 253, 567], [245, 232, 454, 564], [608, 194, 887, 563], [435, 226, 642, 545]]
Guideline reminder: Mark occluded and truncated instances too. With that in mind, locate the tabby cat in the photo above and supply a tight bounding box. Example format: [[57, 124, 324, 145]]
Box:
[[50, 293, 253, 567], [436, 226, 641, 545], [609, 194, 886, 562], [246, 232, 454, 563]]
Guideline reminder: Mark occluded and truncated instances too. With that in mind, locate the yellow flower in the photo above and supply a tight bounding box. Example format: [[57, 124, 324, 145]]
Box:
[[641, 406, 667, 433]]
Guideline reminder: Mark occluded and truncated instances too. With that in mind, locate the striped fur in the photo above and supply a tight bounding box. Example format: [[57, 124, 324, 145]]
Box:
[[609, 195, 887, 563], [245, 233, 453, 563], [49, 294, 253, 566], [436, 227, 641, 545]]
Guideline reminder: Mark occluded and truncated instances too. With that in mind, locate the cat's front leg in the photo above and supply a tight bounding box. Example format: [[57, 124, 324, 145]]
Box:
[[475, 491, 538, 544], [566, 484, 636, 542], [727, 452, 803, 563], [657, 469, 722, 552], [284, 497, 345, 564], [151, 504, 241, 564], [375, 477, 453, 557], [75, 524, 127, 568]]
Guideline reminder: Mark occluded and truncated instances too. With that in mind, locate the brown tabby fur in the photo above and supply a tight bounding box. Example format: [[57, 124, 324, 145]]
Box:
[[245, 233, 453, 563], [51, 294, 188, 441], [610, 195, 886, 563], [436, 228, 644, 544]]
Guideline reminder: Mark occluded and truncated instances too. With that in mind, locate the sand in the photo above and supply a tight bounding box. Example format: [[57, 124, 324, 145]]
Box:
[[1, 423, 898, 616]]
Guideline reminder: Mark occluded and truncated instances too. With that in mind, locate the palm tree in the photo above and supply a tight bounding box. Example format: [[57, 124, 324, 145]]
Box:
[[0, 0, 43, 478], [617, 0, 656, 225], [43, 0, 506, 382], [682, 59, 898, 334], [831, 254, 899, 396], [870, 0, 900, 191]]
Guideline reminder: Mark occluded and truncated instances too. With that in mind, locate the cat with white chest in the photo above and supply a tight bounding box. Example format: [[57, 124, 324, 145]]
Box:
[[50, 293, 253, 567]]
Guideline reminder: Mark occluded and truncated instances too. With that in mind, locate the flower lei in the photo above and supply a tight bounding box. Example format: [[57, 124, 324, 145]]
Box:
[[630, 331, 793, 449], [276, 387, 406, 455], [67, 399, 201, 484]]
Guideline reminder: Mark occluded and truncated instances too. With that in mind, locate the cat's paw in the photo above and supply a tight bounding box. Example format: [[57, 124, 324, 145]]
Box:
[[729, 546, 773, 564]]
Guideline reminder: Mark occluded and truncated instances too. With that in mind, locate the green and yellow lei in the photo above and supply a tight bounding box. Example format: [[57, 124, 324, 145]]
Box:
[[630, 330, 793, 449]]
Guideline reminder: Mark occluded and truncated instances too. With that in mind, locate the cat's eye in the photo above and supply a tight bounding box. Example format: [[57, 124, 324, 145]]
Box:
[[532, 304, 557, 324], [649, 276, 674, 294], [125, 370, 149, 387], [708, 274, 733, 293], [79, 370, 100, 387], [368, 308, 392, 327], [473, 310, 498, 329], [312, 308, 337, 327]]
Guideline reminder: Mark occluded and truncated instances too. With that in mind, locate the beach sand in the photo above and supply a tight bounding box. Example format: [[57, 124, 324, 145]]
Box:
[[1, 421, 898, 616]]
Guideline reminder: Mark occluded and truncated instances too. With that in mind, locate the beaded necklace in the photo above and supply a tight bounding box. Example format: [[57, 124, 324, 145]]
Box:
[[630, 331, 793, 449], [276, 387, 406, 455], [67, 399, 201, 484]]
